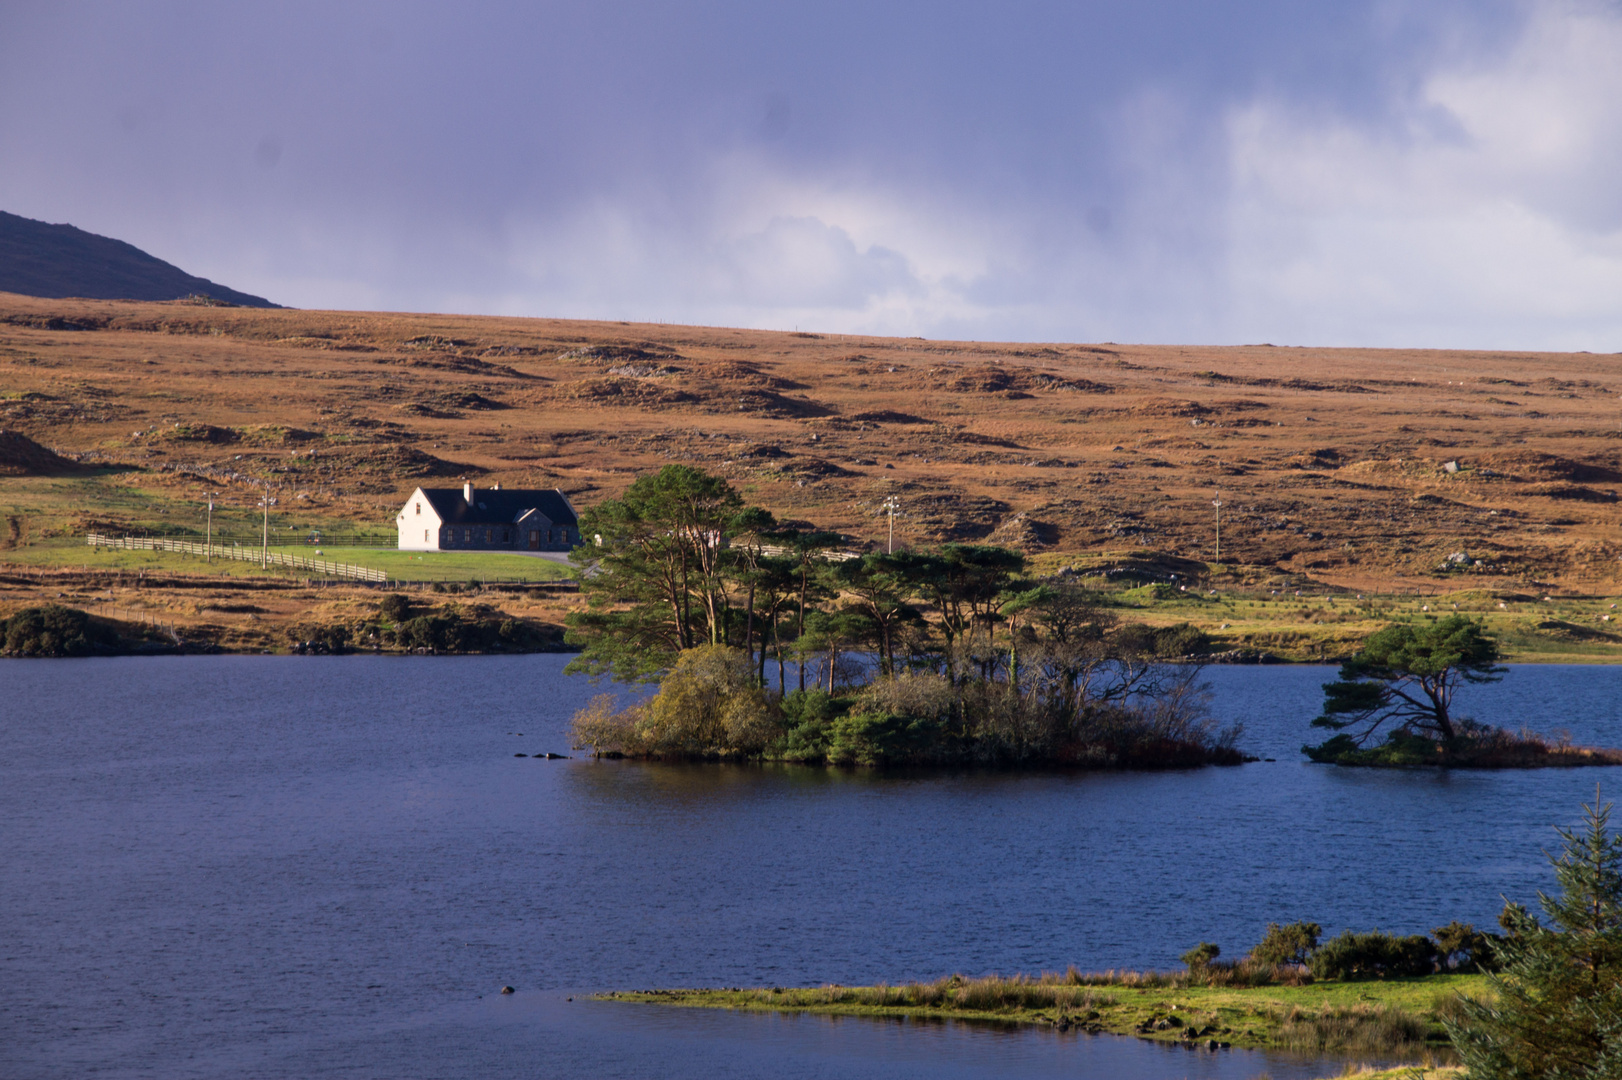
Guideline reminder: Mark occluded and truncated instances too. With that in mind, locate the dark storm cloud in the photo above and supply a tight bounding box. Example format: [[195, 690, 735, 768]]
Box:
[[1, 0, 1616, 347]]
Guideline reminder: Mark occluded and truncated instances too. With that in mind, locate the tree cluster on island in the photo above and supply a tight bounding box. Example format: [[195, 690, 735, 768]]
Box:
[[564, 464, 1241, 767], [1305, 615, 1622, 768]]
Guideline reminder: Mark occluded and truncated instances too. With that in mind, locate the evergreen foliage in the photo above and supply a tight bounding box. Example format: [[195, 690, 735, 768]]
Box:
[[1310, 615, 1505, 747], [1446, 792, 1622, 1078]]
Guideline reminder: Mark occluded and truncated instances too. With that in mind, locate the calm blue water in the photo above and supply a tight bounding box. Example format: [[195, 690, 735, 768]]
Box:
[[2, 659, 1620, 1080]]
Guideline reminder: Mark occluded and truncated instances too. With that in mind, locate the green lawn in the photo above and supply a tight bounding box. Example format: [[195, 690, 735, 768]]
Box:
[[296, 547, 573, 582], [3, 538, 574, 583]]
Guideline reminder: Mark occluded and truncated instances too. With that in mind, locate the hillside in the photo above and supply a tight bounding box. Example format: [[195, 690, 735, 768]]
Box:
[[0, 291, 1619, 599], [0, 211, 277, 308]]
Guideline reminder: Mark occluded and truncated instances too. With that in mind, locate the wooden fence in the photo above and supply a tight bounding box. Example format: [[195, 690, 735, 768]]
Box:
[[86, 533, 388, 583]]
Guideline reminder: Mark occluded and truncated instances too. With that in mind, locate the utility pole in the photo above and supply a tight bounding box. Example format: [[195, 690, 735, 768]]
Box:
[[882, 496, 899, 554], [1213, 489, 1223, 567], [261, 480, 270, 569], [206, 492, 214, 563]]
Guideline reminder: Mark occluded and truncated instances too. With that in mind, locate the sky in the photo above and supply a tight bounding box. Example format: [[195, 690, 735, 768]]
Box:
[[2, 0, 1620, 350]]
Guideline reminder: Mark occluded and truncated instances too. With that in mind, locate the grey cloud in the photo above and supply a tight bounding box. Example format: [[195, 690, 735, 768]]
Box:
[[3, 0, 1612, 348]]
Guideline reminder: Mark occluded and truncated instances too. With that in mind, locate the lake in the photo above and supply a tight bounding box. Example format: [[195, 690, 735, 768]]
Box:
[[3, 658, 1620, 1079]]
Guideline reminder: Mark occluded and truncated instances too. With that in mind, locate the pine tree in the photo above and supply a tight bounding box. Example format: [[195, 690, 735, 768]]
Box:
[[1447, 790, 1622, 1078]]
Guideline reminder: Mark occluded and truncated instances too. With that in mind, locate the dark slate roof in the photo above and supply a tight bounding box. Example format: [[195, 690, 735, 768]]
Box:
[[418, 488, 578, 527]]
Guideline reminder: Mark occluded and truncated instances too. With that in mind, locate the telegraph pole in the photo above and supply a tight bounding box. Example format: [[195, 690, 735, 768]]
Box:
[[1213, 489, 1223, 567], [882, 496, 899, 554], [261, 480, 270, 569], [206, 492, 214, 564]]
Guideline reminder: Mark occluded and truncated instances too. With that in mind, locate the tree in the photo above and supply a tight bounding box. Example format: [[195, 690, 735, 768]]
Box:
[[1309, 614, 1505, 748], [826, 552, 923, 677], [892, 544, 1027, 682], [1446, 792, 1622, 1078], [565, 465, 751, 683], [774, 529, 842, 691]]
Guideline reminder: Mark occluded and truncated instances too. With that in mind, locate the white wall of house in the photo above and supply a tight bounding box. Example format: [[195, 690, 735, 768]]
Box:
[[396, 488, 444, 551]]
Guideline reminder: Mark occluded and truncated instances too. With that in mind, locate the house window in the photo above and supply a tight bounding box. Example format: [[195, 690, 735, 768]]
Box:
[[415, 502, 421, 515], [546, 529, 553, 543], [502, 528, 510, 543], [485, 528, 493, 543], [464, 528, 472, 542], [424, 529, 429, 542]]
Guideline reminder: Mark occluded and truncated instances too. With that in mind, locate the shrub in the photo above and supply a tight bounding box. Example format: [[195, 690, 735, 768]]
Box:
[[638, 645, 780, 756], [1249, 921, 1322, 967], [2, 605, 115, 656], [1180, 942, 1221, 972], [826, 711, 943, 765], [1431, 920, 1498, 972], [286, 622, 352, 654], [1113, 621, 1212, 658], [773, 689, 847, 761], [378, 593, 413, 622], [570, 693, 646, 755], [1308, 930, 1437, 980], [854, 671, 957, 723], [1153, 622, 1212, 657]]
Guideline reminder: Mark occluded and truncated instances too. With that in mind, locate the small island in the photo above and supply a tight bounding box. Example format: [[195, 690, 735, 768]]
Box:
[[605, 794, 1622, 1078], [1303, 613, 1622, 768], [566, 465, 1246, 769]]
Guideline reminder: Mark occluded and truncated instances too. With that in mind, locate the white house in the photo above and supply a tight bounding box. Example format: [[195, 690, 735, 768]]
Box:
[[397, 483, 580, 552]]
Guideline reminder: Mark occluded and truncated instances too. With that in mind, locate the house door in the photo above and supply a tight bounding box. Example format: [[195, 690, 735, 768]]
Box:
[[528, 530, 540, 550]]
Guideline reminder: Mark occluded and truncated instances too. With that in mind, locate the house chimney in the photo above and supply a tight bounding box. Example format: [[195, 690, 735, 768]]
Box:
[[463, 482, 475, 504]]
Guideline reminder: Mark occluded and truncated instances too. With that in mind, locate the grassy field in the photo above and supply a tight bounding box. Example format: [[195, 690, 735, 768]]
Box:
[[1086, 575, 1622, 663], [2, 538, 573, 582], [3, 292, 1621, 599], [601, 972, 1487, 1056]]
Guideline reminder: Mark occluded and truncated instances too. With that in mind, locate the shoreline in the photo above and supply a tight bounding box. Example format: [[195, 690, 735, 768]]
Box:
[[598, 973, 1484, 1055]]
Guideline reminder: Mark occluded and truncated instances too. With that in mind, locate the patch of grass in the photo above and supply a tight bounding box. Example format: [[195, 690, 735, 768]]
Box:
[[258, 546, 573, 582], [3, 537, 572, 583], [600, 971, 1487, 1053]]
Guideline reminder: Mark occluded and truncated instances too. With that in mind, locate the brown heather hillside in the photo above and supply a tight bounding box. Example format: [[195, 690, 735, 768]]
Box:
[[1, 291, 1620, 594]]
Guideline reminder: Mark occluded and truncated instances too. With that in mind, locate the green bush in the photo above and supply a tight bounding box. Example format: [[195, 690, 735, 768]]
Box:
[[1249, 921, 1323, 966], [1153, 622, 1212, 657], [638, 645, 780, 756], [378, 593, 413, 622], [1180, 942, 1221, 972], [387, 606, 556, 653], [1431, 920, 1499, 972], [1113, 621, 1212, 658], [1308, 930, 1437, 980], [2, 605, 115, 657], [826, 711, 943, 765], [773, 689, 847, 761]]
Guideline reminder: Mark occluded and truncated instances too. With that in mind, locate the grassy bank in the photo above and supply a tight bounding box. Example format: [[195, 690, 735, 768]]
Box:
[[600, 971, 1487, 1054]]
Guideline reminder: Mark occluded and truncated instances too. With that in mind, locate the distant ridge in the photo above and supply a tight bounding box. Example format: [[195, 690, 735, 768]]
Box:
[[0, 210, 279, 308]]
